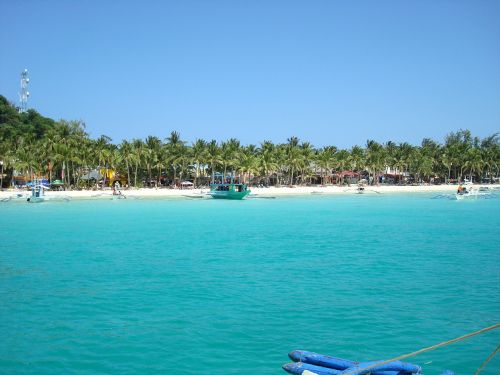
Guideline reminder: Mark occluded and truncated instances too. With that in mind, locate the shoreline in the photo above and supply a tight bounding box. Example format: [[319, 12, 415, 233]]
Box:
[[1, 184, 498, 201]]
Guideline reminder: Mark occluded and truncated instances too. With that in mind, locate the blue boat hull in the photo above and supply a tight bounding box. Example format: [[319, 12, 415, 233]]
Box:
[[285, 350, 421, 375]]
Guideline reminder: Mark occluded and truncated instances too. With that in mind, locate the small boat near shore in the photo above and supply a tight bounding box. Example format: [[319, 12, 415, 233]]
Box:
[[112, 187, 126, 200], [208, 183, 250, 200], [27, 179, 49, 203], [455, 182, 482, 200], [1, 192, 28, 202]]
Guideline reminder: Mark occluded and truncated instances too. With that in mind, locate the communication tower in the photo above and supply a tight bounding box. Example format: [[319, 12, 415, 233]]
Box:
[[19, 69, 30, 113]]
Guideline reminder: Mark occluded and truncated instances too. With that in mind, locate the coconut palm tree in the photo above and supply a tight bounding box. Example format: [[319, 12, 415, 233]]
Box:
[[384, 141, 398, 174], [131, 138, 145, 187], [334, 149, 351, 185], [119, 140, 133, 187], [420, 138, 441, 182], [238, 145, 258, 184], [286, 137, 302, 186], [154, 144, 168, 187], [463, 147, 484, 182], [481, 133, 499, 182], [191, 139, 207, 187], [258, 141, 278, 186], [145, 136, 161, 187], [274, 144, 288, 186], [165, 131, 185, 187], [350, 145, 364, 174], [299, 142, 314, 185], [316, 146, 336, 185], [177, 142, 191, 183], [220, 138, 240, 182], [365, 140, 386, 185], [94, 135, 112, 188], [206, 140, 221, 184]]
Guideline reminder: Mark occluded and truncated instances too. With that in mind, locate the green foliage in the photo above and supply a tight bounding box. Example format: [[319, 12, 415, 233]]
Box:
[[0, 94, 499, 188]]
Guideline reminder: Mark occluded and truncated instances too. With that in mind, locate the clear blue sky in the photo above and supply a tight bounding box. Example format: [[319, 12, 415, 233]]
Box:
[[1, 0, 499, 148]]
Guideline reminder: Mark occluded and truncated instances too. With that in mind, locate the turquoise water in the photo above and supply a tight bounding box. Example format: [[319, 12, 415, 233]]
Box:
[[1, 194, 499, 374]]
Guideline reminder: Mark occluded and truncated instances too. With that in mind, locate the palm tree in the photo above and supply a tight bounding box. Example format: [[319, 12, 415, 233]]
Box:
[[463, 147, 484, 182], [414, 149, 434, 183], [191, 139, 207, 187], [299, 142, 314, 185], [177, 143, 191, 183], [334, 149, 351, 185], [481, 133, 499, 182], [220, 138, 240, 182], [365, 140, 386, 185], [131, 138, 145, 187], [350, 145, 364, 174], [145, 136, 161, 187], [119, 140, 133, 187], [444, 130, 474, 182], [166, 131, 185, 187], [238, 145, 258, 184], [258, 141, 278, 186], [286, 136, 301, 186], [420, 138, 441, 182], [206, 140, 221, 184], [316, 146, 336, 185], [385, 141, 398, 175], [274, 144, 287, 186], [0, 142, 7, 188], [155, 144, 168, 187], [95, 135, 112, 188]]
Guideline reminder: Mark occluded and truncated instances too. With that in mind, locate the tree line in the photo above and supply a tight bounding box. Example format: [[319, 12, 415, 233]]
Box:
[[0, 95, 498, 189]]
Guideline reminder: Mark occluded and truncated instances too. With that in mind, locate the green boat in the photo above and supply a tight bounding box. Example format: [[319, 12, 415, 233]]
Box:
[[208, 183, 250, 200]]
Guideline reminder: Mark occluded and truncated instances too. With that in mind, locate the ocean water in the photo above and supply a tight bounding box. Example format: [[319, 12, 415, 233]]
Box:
[[0, 193, 499, 375]]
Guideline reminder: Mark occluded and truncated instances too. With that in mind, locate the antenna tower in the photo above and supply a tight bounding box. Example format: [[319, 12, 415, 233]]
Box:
[[19, 69, 30, 113]]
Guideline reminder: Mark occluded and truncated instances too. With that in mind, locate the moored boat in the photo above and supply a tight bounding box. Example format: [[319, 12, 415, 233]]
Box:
[[208, 183, 250, 200], [27, 179, 49, 203], [455, 182, 479, 200], [282, 325, 500, 375], [285, 350, 420, 375]]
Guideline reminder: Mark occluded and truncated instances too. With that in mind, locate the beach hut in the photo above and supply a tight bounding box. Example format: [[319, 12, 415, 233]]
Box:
[[334, 170, 360, 185]]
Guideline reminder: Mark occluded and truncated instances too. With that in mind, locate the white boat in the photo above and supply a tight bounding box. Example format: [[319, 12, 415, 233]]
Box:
[[27, 179, 49, 203], [455, 182, 480, 200], [112, 187, 126, 199], [356, 182, 366, 194]]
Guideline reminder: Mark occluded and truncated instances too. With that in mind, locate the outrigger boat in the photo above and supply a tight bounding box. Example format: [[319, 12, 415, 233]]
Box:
[[112, 186, 126, 200], [455, 182, 479, 200], [282, 324, 500, 375], [356, 181, 366, 194], [208, 182, 250, 200], [27, 179, 49, 203]]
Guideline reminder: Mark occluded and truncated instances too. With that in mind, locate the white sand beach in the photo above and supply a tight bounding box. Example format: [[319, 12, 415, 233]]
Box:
[[1, 184, 498, 201]]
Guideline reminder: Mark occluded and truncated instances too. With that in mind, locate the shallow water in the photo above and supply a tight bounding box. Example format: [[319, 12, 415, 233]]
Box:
[[1, 194, 499, 374]]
